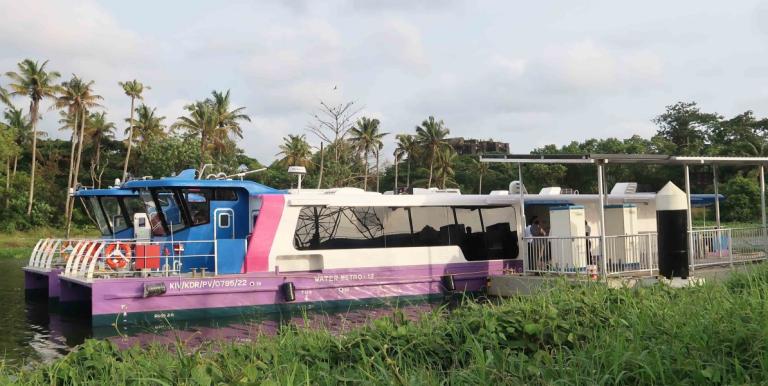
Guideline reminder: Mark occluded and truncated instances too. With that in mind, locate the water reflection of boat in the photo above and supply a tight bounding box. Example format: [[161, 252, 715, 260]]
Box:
[[24, 168, 523, 326]]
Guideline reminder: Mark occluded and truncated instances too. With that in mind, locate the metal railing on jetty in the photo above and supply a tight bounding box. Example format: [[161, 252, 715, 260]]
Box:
[[525, 233, 658, 277], [690, 227, 768, 268], [525, 227, 768, 277]]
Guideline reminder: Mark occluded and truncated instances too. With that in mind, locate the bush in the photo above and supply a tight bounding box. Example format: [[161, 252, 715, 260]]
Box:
[[721, 175, 760, 222]]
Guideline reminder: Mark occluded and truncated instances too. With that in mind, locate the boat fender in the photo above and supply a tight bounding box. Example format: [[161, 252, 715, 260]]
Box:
[[441, 274, 456, 293], [143, 282, 167, 298], [281, 282, 296, 302]]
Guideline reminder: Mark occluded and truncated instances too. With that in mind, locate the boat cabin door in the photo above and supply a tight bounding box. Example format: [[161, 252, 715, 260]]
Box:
[[214, 208, 234, 239]]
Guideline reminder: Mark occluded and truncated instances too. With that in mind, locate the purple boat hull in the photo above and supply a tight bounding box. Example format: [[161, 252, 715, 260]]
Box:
[[60, 260, 522, 326], [24, 268, 63, 299]]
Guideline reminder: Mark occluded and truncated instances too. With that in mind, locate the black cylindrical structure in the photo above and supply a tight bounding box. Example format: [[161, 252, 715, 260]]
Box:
[[657, 209, 689, 279], [656, 181, 691, 279]]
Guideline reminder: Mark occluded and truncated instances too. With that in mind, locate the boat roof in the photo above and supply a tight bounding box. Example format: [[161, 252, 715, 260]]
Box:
[[123, 169, 284, 196], [74, 188, 137, 197]]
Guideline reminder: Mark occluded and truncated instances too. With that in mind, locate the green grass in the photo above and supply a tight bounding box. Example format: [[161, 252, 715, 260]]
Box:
[[3, 266, 768, 384], [0, 227, 98, 259]]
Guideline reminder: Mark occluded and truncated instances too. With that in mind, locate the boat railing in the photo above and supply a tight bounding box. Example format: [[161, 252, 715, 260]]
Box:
[[26, 237, 135, 271], [57, 239, 221, 280]]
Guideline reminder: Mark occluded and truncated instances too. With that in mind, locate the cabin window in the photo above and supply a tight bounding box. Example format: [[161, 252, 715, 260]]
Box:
[[100, 197, 128, 234], [181, 188, 212, 226], [294, 206, 384, 250], [292, 205, 519, 260], [140, 190, 167, 236], [383, 207, 413, 247], [155, 189, 187, 233], [410, 207, 452, 246], [214, 189, 238, 201], [218, 212, 231, 228]]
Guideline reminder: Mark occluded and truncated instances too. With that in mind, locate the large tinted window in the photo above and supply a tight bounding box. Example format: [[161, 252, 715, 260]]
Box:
[[292, 205, 519, 260], [214, 189, 238, 201], [294, 206, 384, 250], [182, 188, 212, 226]]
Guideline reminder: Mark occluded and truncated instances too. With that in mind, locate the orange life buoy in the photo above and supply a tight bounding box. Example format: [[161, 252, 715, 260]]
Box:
[[105, 243, 131, 270]]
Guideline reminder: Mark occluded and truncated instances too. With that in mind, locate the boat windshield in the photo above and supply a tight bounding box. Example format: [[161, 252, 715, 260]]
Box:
[[85, 197, 111, 236], [100, 197, 129, 235], [123, 196, 145, 223], [140, 190, 167, 236]]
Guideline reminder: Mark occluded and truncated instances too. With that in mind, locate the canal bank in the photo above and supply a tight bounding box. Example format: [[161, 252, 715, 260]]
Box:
[[4, 264, 768, 384]]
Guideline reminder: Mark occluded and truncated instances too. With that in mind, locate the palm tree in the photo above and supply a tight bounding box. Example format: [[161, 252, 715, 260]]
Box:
[[349, 117, 387, 191], [86, 112, 116, 188], [394, 134, 417, 190], [124, 104, 166, 157], [54, 76, 102, 230], [171, 101, 219, 170], [4, 107, 30, 179], [5, 59, 61, 215], [276, 134, 312, 168], [0, 75, 11, 107], [415, 116, 449, 188], [435, 147, 457, 189], [472, 158, 490, 194], [0, 108, 24, 205], [119, 80, 150, 181]]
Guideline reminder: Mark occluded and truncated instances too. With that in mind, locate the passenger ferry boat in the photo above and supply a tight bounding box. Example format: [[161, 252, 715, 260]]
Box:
[[24, 168, 722, 325], [25, 170, 524, 325]]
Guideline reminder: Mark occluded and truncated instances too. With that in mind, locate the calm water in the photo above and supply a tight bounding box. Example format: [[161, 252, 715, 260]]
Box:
[[0, 258, 439, 365]]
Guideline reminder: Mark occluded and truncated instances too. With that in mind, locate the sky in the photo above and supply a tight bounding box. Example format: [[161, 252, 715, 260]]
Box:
[[1, 0, 768, 164]]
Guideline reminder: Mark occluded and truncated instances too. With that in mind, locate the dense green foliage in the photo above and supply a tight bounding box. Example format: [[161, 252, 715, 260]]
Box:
[[3, 267, 768, 384], [1, 58, 767, 231]]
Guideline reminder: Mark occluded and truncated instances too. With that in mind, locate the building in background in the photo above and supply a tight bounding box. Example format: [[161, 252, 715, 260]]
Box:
[[446, 137, 509, 155]]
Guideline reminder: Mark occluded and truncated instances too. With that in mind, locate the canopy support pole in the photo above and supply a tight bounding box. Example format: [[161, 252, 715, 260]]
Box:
[[518, 163, 527, 273], [597, 161, 608, 278], [761, 165, 766, 236], [684, 165, 694, 276], [713, 165, 722, 258]]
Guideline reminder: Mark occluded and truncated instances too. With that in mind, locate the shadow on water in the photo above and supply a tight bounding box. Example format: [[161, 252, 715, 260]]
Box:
[[1, 257, 468, 365]]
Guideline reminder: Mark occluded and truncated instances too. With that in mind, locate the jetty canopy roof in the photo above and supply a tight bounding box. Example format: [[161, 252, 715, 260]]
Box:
[[480, 154, 768, 165], [74, 188, 137, 197]]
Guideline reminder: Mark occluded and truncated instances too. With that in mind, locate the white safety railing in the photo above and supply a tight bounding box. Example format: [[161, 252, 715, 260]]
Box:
[[525, 236, 600, 275], [730, 227, 768, 263], [26, 237, 109, 270], [604, 233, 657, 276], [691, 227, 768, 268], [525, 233, 658, 277], [61, 239, 219, 280], [690, 228, 731, 268]]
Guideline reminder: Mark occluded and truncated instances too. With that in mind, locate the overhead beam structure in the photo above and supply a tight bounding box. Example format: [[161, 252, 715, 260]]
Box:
[[480, 154, 768, 278]]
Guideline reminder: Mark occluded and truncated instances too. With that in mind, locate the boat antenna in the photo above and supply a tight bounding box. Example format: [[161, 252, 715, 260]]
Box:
[[226, 168, 267, 180]]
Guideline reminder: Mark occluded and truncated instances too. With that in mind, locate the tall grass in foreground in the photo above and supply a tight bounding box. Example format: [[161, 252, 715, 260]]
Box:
[[3, 267, 768, 385]]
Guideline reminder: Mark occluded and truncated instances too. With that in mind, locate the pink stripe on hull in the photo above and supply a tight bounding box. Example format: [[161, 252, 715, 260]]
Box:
[[244, 195, 284, 272]]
